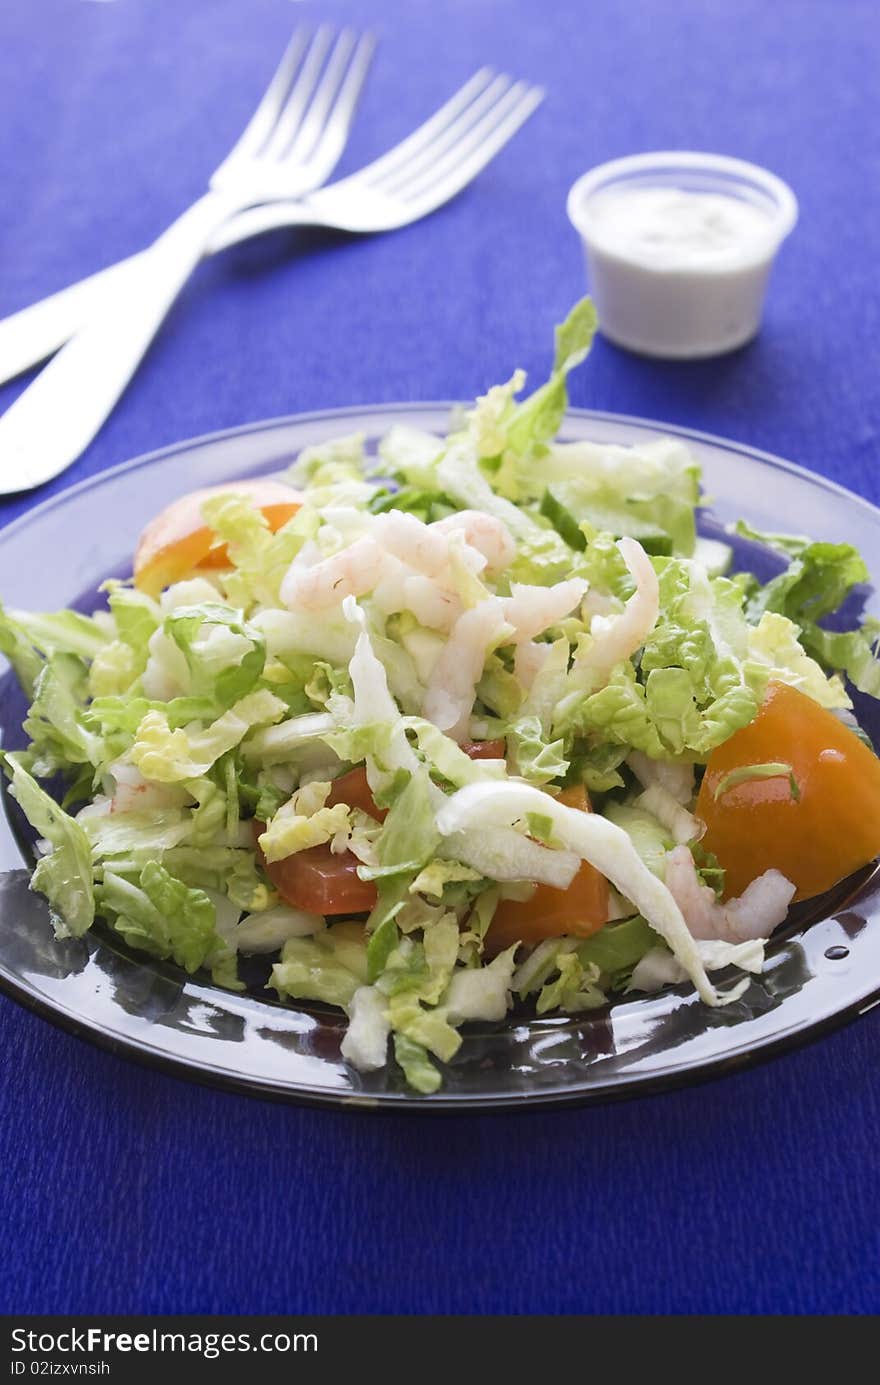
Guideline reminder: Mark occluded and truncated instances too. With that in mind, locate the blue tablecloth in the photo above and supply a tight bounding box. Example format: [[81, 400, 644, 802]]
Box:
[[2, 0, 879, 1315]]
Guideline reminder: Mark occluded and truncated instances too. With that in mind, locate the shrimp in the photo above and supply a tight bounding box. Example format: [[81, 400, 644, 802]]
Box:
[[280, 536, 387, 611], [422, 600, 513, 740], [369, 555, 422, 617], [402, 575, 463, 631], [664, 843, 795, 943], [372, 511, 466, 579], [580, 537, 659, 675], [500, 578, 588, 643], [431, 510, 516, 574]]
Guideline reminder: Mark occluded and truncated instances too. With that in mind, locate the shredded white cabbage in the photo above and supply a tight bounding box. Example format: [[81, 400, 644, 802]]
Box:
[[436, 781, 736, 1006]]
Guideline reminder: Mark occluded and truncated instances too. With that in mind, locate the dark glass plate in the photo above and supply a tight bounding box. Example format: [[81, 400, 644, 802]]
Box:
[[2, 405, 879, 1110]]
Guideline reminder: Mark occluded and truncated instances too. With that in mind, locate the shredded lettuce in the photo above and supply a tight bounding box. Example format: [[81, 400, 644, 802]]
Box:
[[258, 781, 350, 863], [271, 923, 368, 1008], [131, 689, 285, 782], [3, 754, 95, 937], [100, 863, 227, 977], [506, 715, 569, 786]]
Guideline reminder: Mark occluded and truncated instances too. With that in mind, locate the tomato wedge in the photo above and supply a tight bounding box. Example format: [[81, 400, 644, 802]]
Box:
[[484, 785, 609, 956], [260, 739, 507, 916], [256, 836, 379, 916], [458, 739, 506, 760], [326, 768, 389, 820], [697, 680, 880, 900], [133, 480, 302, 596]]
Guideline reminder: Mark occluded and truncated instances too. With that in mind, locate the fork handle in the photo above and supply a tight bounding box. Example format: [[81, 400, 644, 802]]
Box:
[[0, 253, 143, 385], [0, 201, 312, 389], [0, 189, 242, 494]]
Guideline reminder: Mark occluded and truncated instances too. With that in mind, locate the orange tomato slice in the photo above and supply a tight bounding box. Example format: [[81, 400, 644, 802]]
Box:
[[484, 785, 610, 956], [697, 680, 880, 900], [133, 479, 303, 596]]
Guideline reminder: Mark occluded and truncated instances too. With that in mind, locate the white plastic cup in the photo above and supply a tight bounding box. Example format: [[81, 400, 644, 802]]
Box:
[[567, 152, 798, 359]]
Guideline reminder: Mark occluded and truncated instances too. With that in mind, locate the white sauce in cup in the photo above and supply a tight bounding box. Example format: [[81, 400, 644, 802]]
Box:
[[567, 153, 798, 359]]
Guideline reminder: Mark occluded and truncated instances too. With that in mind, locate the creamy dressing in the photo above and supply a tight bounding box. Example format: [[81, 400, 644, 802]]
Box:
[[567, 155, 798, 359], [586, 186, 776, 270]]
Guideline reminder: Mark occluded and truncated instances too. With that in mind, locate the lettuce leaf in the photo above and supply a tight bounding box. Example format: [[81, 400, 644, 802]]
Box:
[[100, 863, 223, 975], [2, 754, 95, 937], [106, 585, 160, 664], [576, 915, 655, 980], [131, 690, 285, 782], [602, 802, 672, 878], [271, 924, 368, 1009], [535, 951, 605, 1014], [2, 606, 109, 663], [506, 715, 568, 786], [200, 492, 319, 608], [393, 1033, 442, 1094], [505, 299, 598, 457], [746, 541, 868, 626], [804, 621, 880, 699], [164, 603, 266, 709], [746, 611, 850, 708], [258, 781, 350, 864], [23, 653, 104, 774], [0, 603, 45, 696], [444, 944, 518, 1022]]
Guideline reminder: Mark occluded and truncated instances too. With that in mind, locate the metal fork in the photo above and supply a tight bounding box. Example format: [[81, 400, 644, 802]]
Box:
[[0, 68, 542, 495], [0, 68, 539, 385], [0, 25, 375, 490]]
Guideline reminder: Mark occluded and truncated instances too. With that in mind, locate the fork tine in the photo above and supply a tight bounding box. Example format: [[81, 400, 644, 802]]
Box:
[[213, 28, 311, 175], [398, 81, 537, 200], [283, 32, 377, 180], [262, 26, 350, 161], [339, 68, 498, 189], [373, 74, 514, 195], [275, 28, 356, 161], [274, 28, 374, 163], [402, 85, 544, 216]]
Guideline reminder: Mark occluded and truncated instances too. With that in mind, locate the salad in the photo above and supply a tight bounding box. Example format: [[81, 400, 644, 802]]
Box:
[[2, 298, 880, 1096]]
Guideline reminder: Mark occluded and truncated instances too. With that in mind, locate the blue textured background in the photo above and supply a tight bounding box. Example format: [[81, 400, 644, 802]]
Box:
[[1, 0, 879, 1315]]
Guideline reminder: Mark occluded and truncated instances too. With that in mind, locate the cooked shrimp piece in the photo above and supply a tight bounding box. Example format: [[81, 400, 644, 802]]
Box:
[[422, 600, 513, 740], [372, 511, 463, 579], [402, 575, 463, 631], [581, 537, 659, 674], [280, 536, 387, 611], [368, 555, 420, 617], [431, 510, 516, 573], [664, 843, 795, 943], [500, 578, 588, 643]]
